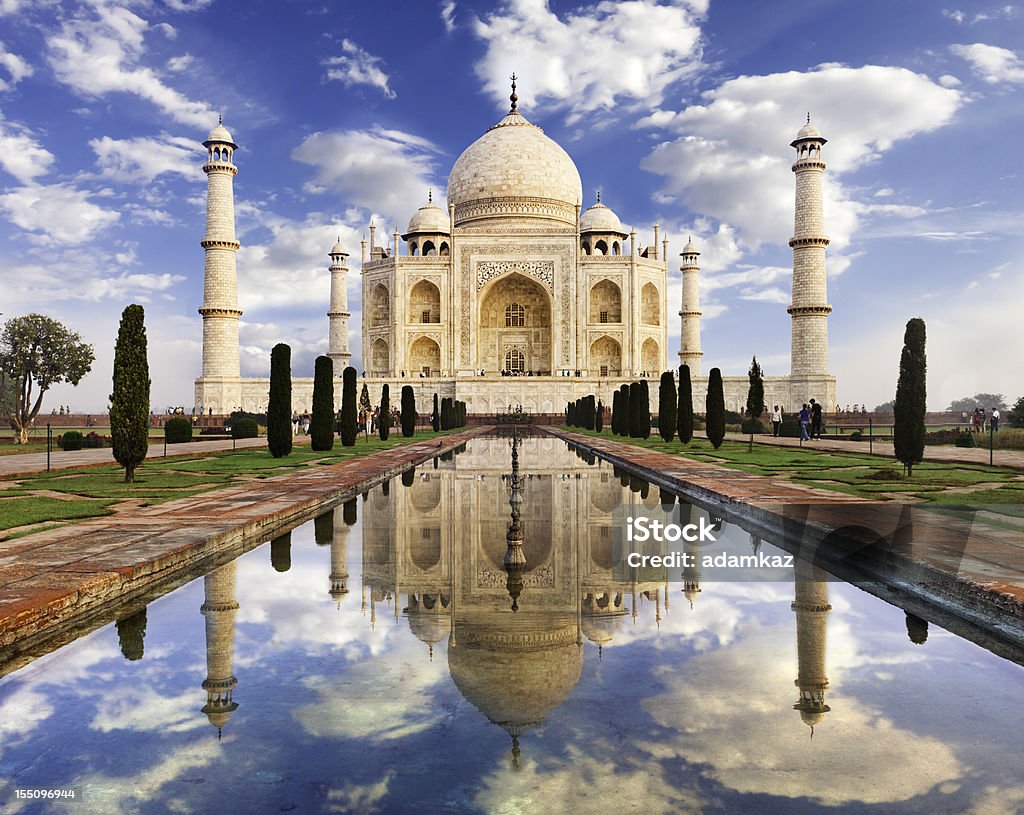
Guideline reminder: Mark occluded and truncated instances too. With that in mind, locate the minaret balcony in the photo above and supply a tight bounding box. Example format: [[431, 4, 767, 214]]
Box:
[[788, 236, 830, 249]]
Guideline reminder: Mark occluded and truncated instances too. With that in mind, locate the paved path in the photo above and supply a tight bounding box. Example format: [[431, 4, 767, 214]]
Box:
[[724, 431, 1024, 471], [0, 428, 486, 666], [0, 436, 272, 478], [551, 428, 1024, 651]]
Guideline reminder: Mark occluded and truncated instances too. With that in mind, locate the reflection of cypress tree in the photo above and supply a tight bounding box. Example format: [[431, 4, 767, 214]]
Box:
[[905, 612, 929, 644], [342, 498, 357, 526], [619, 469, 630, 488], [433, 456, 438, 470], [401, 467, 415, 487], [116, 607, 147, 661], [270, 532, 292, 572], [659, 487, 676, 510], [313, 510, 332, 546], [382, 478, 390, 496], [629, 473, 645, 493]]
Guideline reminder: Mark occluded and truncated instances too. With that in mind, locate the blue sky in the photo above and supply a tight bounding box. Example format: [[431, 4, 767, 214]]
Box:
[[1, 0, 1021, 412]]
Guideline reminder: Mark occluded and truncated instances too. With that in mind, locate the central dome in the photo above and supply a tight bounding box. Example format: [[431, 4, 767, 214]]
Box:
[[447, 107, 583, 227]]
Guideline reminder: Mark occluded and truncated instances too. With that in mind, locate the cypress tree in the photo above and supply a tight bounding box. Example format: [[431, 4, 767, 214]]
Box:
[[565, 402, 571, 425], [110, 304, 150, 483], [340, 366, 358, 446], [746, 356, 765, 419], [441, 397, 452, 430], [639, 379, 651, 439], [267, 343, 292, 457], [359, 383, 371, 420], [628, 382, 643, 437], [584, 395, 595, 430], [568, 400, 577, 426], [894, 317, 927, 476], [611, 390, 621, 434], [314, 509, 332, 546], [270, 532, 291, 573], [401, 385, 417, 436], [310, 355, 334, 451], [658, 370, 676, 442], [116, 607, 147, 662], [379, 384, 391, 441], [620, 384, 631, 435], [706, 367, 726, 449], [595, 399, 604, 433], [432, 393, 440, 432], [677, 365, 694, 444]]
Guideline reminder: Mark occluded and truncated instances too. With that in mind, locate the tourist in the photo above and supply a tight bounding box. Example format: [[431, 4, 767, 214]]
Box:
[[771, 405, 782, 437], [799, 403, 810, 441], [292, 412, 299, 435], [810, 398, 823, 439], [992, 407, 1000, 432], [301, 412, 311, 434], [973, 408, 982, 434]]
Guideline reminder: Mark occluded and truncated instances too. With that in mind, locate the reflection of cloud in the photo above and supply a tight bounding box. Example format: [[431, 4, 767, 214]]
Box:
[[293, 659, 448, 742], [326, 771, 395, 814], [91, 687, 204, 734], [0, 686, 54, 750], [641, 628, 962, 805]]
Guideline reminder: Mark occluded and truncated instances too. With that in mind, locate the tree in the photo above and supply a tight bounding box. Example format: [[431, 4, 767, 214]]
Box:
[[310, 355, 334, 451], [1008, 396, 1024, 428], [706, 367, 726, 449], [894, 318, 927, 476], [583, 395, 596, 430], [595, 399, 604, 433], [639, 379, 651, 439], [620, 384, 630, 436], [874, 400, 895, 413], [359, 382, 372, 419], [267, 343, 292, 457], [611, 390, 621, 434], [658, 370, 676, 442], [0, 314, 94, 444], [568, 400, 577, 427], [432, 393, 440, 432], [441, 397, 452, 430], [746, 356, 765, 419], [677, 364, 694, 444], [340, 366, 358, 446], [379, 384, 391, 440], [401, 385, 417, 437], [628, 382, 643, 438], [110, 304, 150, 483], [948, 393, 1007, 413]]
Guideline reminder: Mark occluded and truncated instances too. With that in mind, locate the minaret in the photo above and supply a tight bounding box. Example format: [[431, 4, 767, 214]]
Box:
[[327, 239, 352, 370], [678, 238, 703, 376], [329, 504, 351, 603], [201, 561, 240, 737], [792, 558, 831, 734], [197, 118, 242, 412], [788, 115, 832, 380]]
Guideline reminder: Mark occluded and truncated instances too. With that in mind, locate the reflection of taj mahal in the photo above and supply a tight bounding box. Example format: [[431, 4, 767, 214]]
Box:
[[194, 82, 837, 415]]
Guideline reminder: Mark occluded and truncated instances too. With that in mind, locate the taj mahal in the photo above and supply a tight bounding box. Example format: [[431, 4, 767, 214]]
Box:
[[194, 80, 837, 416]]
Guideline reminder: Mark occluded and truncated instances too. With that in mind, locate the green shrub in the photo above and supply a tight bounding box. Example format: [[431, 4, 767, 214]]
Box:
[[83, 432, 108, 448], [990, 428, 1024, 450], [849, 430, 863, 442], [779, 417, 801, 438], [954, 430, 976, 448], [725, 423, 742, 433], [61, 430, 83, 451], [165, 417, 192, 444], [232, 418, 259, 439], [741, 418, 766, 434]]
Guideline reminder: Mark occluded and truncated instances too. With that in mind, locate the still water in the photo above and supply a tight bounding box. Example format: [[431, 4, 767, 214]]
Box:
[[1, 436, 1023, 814]]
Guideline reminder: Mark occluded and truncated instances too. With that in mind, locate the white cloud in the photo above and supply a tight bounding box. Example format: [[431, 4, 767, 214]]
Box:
[[943, 8, 967, 23], [166, 53, 193, 72], [938, 73, 962, 87], [641, 65, 963, 254], [292, 126, 443, 225], [0, 182, 120, 244], [0, 118, 55, 183], [470, 0, 705, 124], [951, 42, 1024, 83], [90, 133, 203, 183], [440, 0, 456, 33], [162, 0, 214, 10], [323, 39, 396, 99], [0, 42, 32, 91], [47, 4, 217, 128]]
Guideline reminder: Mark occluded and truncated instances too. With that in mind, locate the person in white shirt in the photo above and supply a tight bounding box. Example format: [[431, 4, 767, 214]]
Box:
[[771, 405, 783, 437], [991, 408, 1001, 432]]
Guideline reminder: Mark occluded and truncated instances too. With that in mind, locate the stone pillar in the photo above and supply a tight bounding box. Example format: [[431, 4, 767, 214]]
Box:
[[792, 558, 831, 731], [196, 119, 242, 414], [327, 240, 351, 369], [678, 239, 703, 376], [788, 118, 832, 378], [201, 561, 240, 734]]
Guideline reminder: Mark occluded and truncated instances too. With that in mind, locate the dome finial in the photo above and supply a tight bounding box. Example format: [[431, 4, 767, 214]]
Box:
[[428, 187, 433, 204], [218, 113, 222, 125], [807, 111, 811, 124], [509, 72, 518, 112], [596, 188, 601, 204]]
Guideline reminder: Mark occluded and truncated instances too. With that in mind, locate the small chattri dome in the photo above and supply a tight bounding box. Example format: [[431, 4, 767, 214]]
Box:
[[579, 199, 626, 235], [405, 196, 451, 236], [329, 237, 348, 257], [792, 116, 826, 146], [681, 237, 699, 256], [204, 117, 237, 148]]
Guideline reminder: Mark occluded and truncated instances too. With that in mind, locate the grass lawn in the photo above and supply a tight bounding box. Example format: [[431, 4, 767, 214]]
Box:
[[0, 429, 463, 539], [560, 427, 1024, 510], [0, 496, 116, 531]]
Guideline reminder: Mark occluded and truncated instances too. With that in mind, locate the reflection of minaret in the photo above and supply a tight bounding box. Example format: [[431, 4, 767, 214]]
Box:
[[792, 559, 831, 735], [681, 504, 702, 608], [330, 505, 351, 604], [201, 562, 240, 738]]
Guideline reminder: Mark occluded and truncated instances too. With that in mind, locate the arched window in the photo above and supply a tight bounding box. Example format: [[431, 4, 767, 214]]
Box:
[[505, 303, 525, 327], [422, 240, 436, 256], [505, 348, 525, 372], [213, 148, 221, 161], [439, 242, 449, 256], [595, 239, 608, 255]]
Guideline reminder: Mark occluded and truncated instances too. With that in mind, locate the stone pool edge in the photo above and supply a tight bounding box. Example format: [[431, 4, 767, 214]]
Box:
[[546, 427, 1024, 654], [0, 428, 489, 668]]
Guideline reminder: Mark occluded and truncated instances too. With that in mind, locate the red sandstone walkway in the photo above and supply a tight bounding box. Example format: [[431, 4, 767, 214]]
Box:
[[723, 431, 1024, 471], [0, 428, 486, 666], [550, 427, 1024, 646]]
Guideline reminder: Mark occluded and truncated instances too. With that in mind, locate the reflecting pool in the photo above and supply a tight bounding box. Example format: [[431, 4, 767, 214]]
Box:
[[1, 435, 1023, 814]]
